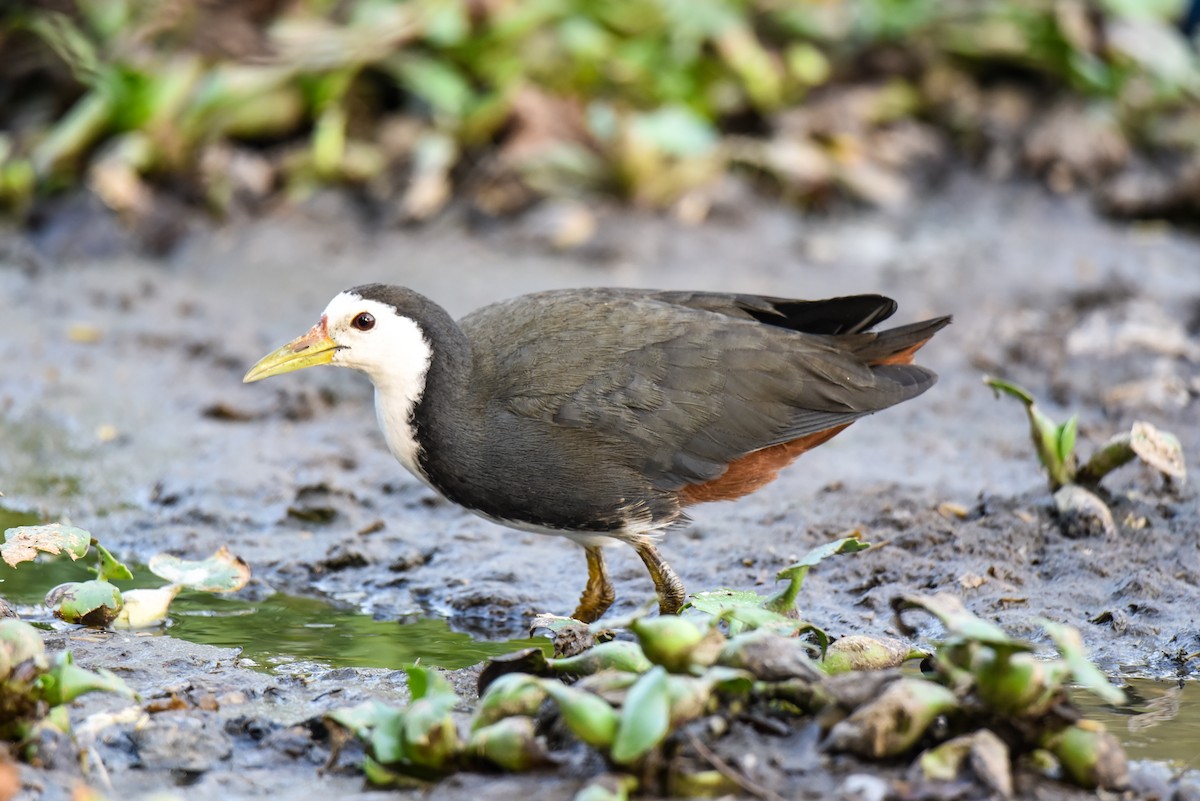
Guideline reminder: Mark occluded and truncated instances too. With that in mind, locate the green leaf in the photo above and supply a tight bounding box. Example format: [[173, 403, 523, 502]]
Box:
[[1057, 415, 1079, 465], [361, 754, 428, 788], [43, 705, 71, 735], [147, 546, 250, 592], [719, 605, 806, 635], [892, 593, 1016, 647], [2, 524, 92, 568], [311, 75, 350, 178], [386, 54, 474, 119], [630, 615, 722, 673], [985, 376, 1074, 488], [1099, 0, 1182, 19], [786, 43, 831, 86], [689, 536, 869, 628], [78, 0, 133, 43], [31, 84, 116, 177], [547, 640, 653, 675], [405, 664, 457, 702], [48, 579, 123, 627], [371, 705, 408, 765], [972, 649, 1069, 718], [611, 665, 670, 764], [797, 621, 830, 656], [541, 679, 619, 749], [327, 699, 409, 764], [94, 542, 133, 582], [780, 535, 872, 576], [689, 590, 806, 636], [37, 651, 136, 706], [0, 618, 48, 680], [1032, 405, 1073, 487], [473, 673, 548, 730], [767, 534, 870, 613], [327, 699, 399, 740], [401, 694, 460, 770], [467, 716, 550, 771], [421, 0, 469, 45], [28, 12, 101, 84], [691, 587, 763, 618], [985, 377, 1036, 405], [628, 106, 718, 158], [688, 589, 763, 616], [1040, 620, 1126, 706], [714, 23, 784, 110]]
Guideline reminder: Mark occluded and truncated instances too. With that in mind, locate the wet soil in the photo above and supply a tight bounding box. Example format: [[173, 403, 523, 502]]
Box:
[[2, 173, 1198, 798]]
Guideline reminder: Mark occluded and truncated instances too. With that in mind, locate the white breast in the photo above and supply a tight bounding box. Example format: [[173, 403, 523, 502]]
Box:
[[374, 387, 435, 489]]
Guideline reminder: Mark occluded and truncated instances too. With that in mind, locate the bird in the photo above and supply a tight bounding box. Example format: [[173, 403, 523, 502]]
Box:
[[244, 285, 950, 623]]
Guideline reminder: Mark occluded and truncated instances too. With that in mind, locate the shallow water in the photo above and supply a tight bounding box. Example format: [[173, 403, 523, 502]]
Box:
[[169, 593, 548, 670], [1076, 679, 1200, 768], [0, 507, 39, 530], [0, 556, 546, 671]]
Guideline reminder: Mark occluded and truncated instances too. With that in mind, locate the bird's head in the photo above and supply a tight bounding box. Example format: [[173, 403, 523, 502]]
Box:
[[243, 286, 433, 387]]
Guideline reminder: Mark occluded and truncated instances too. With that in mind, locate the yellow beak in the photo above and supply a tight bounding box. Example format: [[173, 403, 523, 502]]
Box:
[[243, 320, 339, 383]]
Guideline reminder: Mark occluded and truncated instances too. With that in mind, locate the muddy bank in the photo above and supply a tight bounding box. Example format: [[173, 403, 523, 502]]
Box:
[[1, 173, 1198, 798]]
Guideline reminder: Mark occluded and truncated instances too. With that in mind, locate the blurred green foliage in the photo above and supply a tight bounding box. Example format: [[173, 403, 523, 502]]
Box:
[[0, 0, 1196, 218]]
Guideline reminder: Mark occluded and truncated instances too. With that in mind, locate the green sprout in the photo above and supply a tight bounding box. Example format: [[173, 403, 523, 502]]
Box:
[[986, 376, 1186, 491], [986, 376, 1186, 538], [687, 532, 870, 644]]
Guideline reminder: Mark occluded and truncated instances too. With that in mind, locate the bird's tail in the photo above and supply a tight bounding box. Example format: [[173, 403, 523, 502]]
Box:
[[855, 315, 952, 366]]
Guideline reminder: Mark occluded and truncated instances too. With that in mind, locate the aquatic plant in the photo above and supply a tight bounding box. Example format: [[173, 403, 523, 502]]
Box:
[[0, 617, 135, 752], [1, 522, 251, 628], [328, 540, 1131, 795]]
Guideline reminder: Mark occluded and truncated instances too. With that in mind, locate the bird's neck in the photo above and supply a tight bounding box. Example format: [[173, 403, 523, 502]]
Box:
[[372, 310, 476, 484]]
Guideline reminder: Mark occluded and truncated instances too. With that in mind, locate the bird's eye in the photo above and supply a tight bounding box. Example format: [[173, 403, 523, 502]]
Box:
[[352, 312, 375, 331]]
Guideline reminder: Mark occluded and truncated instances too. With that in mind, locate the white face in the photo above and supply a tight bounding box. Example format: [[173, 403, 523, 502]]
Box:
[[322, 292, 432, 390], [321, 291, 434, 479]]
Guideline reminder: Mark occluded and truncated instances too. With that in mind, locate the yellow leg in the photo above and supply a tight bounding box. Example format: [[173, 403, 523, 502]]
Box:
[[632, 540, 686, 615], [572, 545, 616, 623]]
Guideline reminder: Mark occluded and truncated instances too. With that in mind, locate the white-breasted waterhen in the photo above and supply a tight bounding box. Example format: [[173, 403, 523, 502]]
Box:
[[244, 285, 950, 622]]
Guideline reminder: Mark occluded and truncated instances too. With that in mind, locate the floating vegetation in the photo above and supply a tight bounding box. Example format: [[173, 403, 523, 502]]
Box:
[[2, 523, 250, 629]]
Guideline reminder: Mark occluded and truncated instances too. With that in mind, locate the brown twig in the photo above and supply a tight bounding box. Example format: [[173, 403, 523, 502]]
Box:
[[684, 729, 788, 801]]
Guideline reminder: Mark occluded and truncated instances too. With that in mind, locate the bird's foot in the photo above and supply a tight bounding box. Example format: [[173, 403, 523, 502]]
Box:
[[571, 545, 615, 623], [633, 540, 686, 616]]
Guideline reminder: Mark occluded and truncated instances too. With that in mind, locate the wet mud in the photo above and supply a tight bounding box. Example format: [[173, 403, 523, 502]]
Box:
[[1, 173, 1198, 798]]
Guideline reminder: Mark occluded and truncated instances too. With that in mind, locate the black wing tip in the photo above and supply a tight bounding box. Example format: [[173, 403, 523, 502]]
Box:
[[745, 294, 899, 335]]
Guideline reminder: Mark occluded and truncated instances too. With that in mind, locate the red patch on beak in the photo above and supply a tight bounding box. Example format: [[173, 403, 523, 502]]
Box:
[[289, 316, 331, 353]]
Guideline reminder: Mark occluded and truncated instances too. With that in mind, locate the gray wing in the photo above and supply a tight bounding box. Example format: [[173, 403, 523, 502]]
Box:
[[462, 289, 936, 492]]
